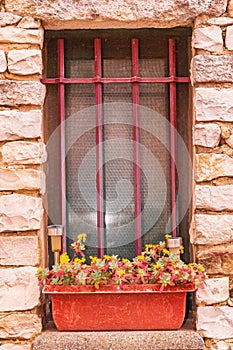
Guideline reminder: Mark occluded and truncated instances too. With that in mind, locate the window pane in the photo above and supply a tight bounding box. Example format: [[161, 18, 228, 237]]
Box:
[[65, 84, 98, 257]]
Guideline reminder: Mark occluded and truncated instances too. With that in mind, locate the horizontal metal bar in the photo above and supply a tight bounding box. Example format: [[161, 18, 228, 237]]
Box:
[[41, 76, 190, 84]]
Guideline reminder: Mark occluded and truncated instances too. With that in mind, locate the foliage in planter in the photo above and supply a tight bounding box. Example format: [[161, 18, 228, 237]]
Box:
[[37, 234, 207, 289]]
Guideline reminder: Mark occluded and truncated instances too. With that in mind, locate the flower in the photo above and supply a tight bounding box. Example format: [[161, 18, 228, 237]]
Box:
[[37, 235, 207, 289]]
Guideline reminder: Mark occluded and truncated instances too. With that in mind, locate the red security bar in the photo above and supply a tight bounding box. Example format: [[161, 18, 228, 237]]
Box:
[[57, 39, 67, 252], [132, 38, 142, 255], [94, 38, 105, 258], [169, 38, 178, 238], [41, 76, 190, 84]]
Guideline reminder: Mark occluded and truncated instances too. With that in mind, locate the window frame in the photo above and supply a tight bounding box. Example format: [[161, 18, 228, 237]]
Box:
[[42, 31, 191, 257]]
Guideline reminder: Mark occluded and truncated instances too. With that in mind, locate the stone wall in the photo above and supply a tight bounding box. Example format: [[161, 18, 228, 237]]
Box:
[[1, 0, 233, 349], [0, 7, 45, 350], [192, 4, 233, 348]]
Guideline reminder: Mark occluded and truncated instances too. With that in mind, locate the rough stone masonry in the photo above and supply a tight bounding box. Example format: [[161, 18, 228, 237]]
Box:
[[0, 0, 233, 350]]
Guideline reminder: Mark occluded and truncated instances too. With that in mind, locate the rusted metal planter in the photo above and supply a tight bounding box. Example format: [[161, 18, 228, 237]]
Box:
[[43, 284, 194, 331]]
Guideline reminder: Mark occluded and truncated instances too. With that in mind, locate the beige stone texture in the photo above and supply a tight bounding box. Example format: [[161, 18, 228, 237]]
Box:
[[0, 80, 45, 106], [193, 26, 223, 52], [8, 49, 42, 75], [17, 16, 41, 29], [0, 345, 31, 350], [195, 153, 233, 182], [0, 50, 7, 73], [0, 26, 43, 46], [210, 342, 231, 350], [194, 124, 221, 148], [207, 17, 233, 26], [197, 306, 233, 339], [195, 88, 233, 122], [0, 313, 41, 339], [0, 109, 42, 141], [226, 26, 233, 50], [0, 236, 39, 266], [0, 12, 21, 27], [193, 214, 233, 245], [0, 194, 43, 232], [0, 168, 44, 191], [228, 0, 233, 17], [1, 141, 47, 164], [195, 185, 233, 211], [197, 247, 233, 275], [192, 55, 233, 83], [196, 277, 229, 305], [5, 0, 227, 29], [226, 134, 233, 148], [0, 267, 40, 311]]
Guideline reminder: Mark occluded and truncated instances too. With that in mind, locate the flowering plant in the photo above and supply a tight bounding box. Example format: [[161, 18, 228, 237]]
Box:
[[37, 234, 207, 290]]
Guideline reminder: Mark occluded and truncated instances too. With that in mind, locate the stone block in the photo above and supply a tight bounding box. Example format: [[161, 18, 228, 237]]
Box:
[[192, 55, 233, 83], [0, 194, 43, 232], [5, 0, 227, 29], [0, 80, 45, 106], [0, 168, 43, 191], [8, 49, 42, 75], [194, 123, 221, 147], [226, 134, 233, 148], [207, 17, 233, 26], [226, 26, 233, 50], [0, 345, 30, 350], [0, 50, 7, 73], [228, 0, 233, 17], [197, 306, 233, 339], [0, 12, 21, 27], [195, 88, 233, 122], [194, 214, 233, 245], [197, 247, 233, 275], [0, 26, 43, 46], [0, 313, 41, 339], [17, 16, 41, 29], [0, 236, 39, 265], [193, 26, 223, 52], [195, 185, 233, 211], [210, 342, 231, 350], [1, 141, 46, 164], [195, 153, 233, 182], [0, 267, 40, 311], [196, 277, 229, 305], [0, 109, 42, 141]]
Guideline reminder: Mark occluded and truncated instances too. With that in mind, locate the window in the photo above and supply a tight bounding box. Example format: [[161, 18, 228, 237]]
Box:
[[43, 29, 191, 260]]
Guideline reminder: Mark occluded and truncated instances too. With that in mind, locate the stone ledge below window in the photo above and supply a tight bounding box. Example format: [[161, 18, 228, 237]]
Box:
[[32, 327, 204, 350]]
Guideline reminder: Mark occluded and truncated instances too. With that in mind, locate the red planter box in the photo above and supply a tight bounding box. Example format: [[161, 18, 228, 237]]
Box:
[[43, 284, 194, 331]]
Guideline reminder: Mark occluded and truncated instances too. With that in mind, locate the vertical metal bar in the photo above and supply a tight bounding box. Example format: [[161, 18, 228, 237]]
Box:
[[169, 38, 177, 238], [95, 38, 105, 258], [132, 38, 142, 255], [57, 39, 67, 251]]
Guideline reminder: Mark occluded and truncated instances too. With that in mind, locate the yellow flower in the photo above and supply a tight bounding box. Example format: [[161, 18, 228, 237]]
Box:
[[90, 256, 98, 263], [197, 264, 204, 271], [103, 255, 111, 261], [163, 248, 170, 255], [60, 252, 70, 264], [37, 268, 43, 274], [154, 263, 161, 269], [137, 255, 145, 260], [117, 269, 125, 276], [179, 245, 184, 254], [74, 257, 86, 263], [165, 234, 172, 239], [122, 258, 129, 263], [77, 233, 87, 242]]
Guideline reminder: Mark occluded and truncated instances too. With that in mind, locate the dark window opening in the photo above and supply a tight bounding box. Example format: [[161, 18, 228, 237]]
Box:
[[43, 29, 191, 262]]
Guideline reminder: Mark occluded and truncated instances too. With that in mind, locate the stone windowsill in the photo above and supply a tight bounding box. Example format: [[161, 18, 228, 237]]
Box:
[[32, 321, 204, 350]]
